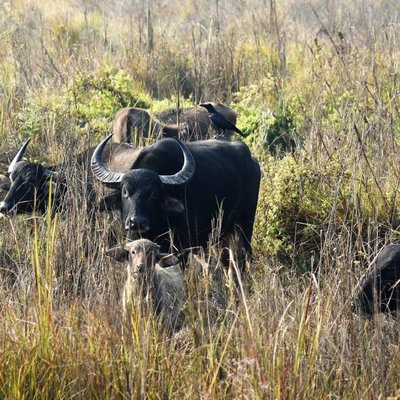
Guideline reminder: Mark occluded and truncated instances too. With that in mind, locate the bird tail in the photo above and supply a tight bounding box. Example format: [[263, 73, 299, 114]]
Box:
[[234, 126, 247, 137]]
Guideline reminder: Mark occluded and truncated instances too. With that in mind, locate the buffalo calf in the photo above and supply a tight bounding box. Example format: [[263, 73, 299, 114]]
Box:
[[107, 239, 185, 331], [355, 244, 400, 315]]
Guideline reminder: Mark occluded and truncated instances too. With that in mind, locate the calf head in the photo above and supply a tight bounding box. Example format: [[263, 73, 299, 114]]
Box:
[[91, 134, 195, 239], [107, 238, 179, 277], [0, 139, 57, 214]]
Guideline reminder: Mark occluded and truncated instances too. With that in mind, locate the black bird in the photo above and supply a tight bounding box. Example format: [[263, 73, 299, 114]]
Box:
[[199, 103, 247, 138]]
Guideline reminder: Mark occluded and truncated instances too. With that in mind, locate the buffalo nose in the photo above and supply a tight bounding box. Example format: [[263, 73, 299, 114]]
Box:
[[0, 201, 10, 213], [126, 215, 150, 232]]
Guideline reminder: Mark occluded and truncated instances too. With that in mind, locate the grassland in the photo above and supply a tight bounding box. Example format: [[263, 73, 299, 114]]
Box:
[[1, 0, 400, 398]]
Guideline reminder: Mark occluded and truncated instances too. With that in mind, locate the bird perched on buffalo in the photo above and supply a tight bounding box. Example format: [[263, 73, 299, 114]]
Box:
[[199, 102, 247, 139]]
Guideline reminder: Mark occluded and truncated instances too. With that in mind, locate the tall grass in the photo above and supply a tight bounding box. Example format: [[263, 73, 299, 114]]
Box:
[[1, 0, 400, 398], [1, 181, 399, 398]]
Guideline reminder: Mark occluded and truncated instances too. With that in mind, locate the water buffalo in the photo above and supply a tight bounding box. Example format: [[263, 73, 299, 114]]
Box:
[[112, 107, 189, 144], [0, 138, 138, 216], [112, 107, 151, 143], [91, 134, 261, 268], [107, 238, 185, 331], [0, 139, 63, 215], [355, 244, 400, 315], [112, 103, 238, 144], [156, 102, 238, 140]]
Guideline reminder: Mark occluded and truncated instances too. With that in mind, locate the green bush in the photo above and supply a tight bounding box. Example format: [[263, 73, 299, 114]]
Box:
[[253, 153, 393, 272], [234, 82, 300, 154], [70, 67, 151, 136], [12, 67, 153, 144], [259, 98, 299, 155], [254, 154, 329, 269]]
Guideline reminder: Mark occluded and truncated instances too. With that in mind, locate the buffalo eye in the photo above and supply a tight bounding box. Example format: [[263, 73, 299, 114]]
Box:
[[122, 187, 129, 198], [150, 190, 159, 200]]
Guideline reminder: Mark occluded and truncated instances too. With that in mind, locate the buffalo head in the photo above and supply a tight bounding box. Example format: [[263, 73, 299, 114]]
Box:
[[91, 134, 195, 239], [0, 139, 58, 214]]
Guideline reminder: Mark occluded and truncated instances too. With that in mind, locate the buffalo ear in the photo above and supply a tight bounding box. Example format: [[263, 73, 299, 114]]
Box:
[[0, 174, 11, 191], [99, 192, 120, 212], [158, 253, 180, 268], [106, 246, 129, 262], [163, 196, 184, 213]]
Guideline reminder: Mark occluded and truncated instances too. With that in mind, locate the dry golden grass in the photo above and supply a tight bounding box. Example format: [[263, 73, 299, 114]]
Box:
[[1, 0, 400, 398]]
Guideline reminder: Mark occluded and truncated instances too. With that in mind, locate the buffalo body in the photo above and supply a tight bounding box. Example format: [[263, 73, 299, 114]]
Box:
[[112, 103, 238, 144], [91, 136, 261, 267], [356, 244, 400, 315]]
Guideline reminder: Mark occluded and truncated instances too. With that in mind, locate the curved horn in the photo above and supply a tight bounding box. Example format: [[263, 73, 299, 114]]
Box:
[[159, 139, 195, 185], [90, 134, 124, 184], [8, 138, 31, 173]]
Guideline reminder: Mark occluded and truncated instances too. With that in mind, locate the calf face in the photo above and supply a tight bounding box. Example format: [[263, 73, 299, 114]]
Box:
[[108, 238, 184, 333], [107, 238, 159, 278], [107, 239, 179, 270]]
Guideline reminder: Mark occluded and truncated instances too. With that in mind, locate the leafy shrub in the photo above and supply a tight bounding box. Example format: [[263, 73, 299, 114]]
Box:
[[13, 67, 153, 144], [253, 153, 393, 272], [259, 98, 299, 155], [16, 87, 72, 143], [71, 67, 152, 137], [234, 81, 300, 154], [254, 154, 330, 269]]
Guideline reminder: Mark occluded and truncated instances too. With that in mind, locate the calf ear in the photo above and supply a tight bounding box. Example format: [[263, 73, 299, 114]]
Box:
[[106, 246, 129, 262], [163, 196, 184, 213], [158, 253, 180, 268], [0, 174, 11, 191]]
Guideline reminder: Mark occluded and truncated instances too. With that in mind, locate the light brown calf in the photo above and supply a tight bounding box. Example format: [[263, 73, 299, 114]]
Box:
[[107, 239, 185, 331]]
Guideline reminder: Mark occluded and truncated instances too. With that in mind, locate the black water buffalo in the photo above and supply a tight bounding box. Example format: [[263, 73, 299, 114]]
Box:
[[0, 139, 64, 214], [355, 244, 400, 315], [112, 103, 238, 144], [0, 139, 137, 216], [91, 135, 261, 266]]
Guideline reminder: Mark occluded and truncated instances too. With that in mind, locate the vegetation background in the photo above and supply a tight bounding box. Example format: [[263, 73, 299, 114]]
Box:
[[0, 0, 400, 398]]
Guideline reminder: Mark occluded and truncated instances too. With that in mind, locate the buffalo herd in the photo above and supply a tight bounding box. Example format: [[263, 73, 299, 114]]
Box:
[[1, 102, 400, 319]]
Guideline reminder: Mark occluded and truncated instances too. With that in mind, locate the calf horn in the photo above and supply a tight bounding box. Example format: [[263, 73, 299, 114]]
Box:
[[91, 134, 195, 186], [8, 138, 31, 173]]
